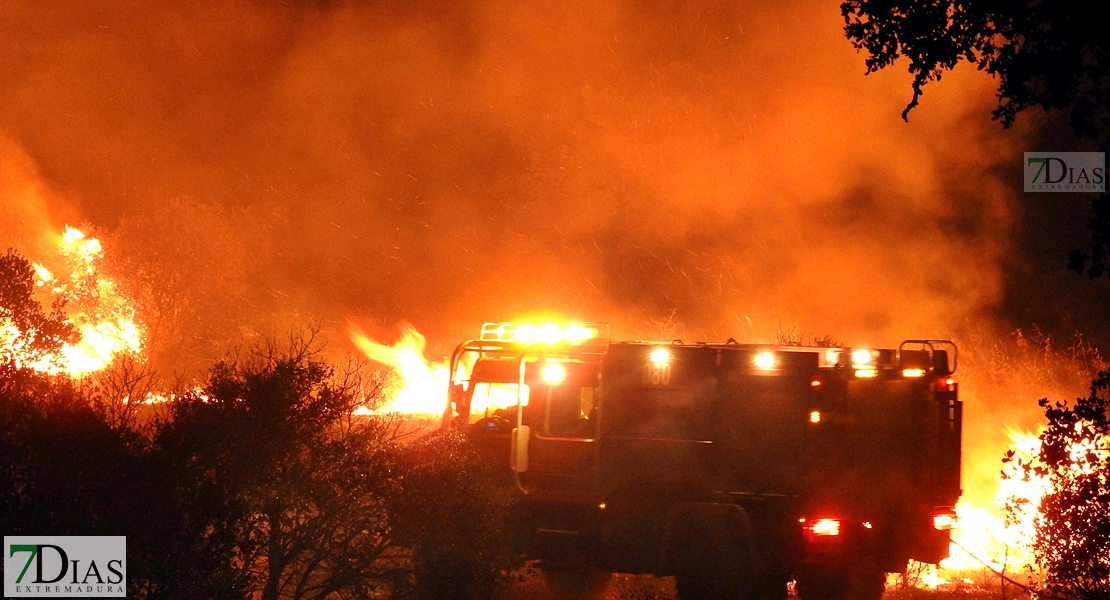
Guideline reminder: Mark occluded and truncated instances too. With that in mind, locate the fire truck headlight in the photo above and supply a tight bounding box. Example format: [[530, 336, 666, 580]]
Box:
[[902, 368, 926, 377], [541, 362, 567, 385], [649, 348, 671, 365], [754, 352, 776, 369], [933, 511, 958, 531], [806, 518, 841, 536], [808, 410, 821, 424]]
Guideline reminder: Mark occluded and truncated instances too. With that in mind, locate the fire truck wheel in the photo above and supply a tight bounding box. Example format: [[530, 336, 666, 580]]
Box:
[[669, 503, 763, 600]]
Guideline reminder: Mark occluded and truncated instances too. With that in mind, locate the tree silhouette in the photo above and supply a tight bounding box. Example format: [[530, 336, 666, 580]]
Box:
[[147, 332, 405, 600]]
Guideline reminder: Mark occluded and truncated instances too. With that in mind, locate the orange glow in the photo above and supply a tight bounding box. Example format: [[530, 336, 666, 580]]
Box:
[[851, 349, 874, 366], [932, 512, 957, 531], [509, 322, 597, 344], [926, 431, 1047, 584], [471, 382, 529, 414], [854, 368, 877, 378], [808, 410, 821, 424]]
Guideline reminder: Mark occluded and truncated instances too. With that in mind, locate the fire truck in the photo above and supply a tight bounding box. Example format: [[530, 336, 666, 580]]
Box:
[[442, 323, 962, 600]]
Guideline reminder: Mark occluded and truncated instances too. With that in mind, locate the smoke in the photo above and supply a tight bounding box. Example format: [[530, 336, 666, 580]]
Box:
[[0, 0, 1025, 354], [0, 135, 83, 258]]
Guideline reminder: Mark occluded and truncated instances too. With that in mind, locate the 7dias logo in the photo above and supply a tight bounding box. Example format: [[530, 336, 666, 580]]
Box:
[[1024, 152, 1105, 192], [4, 536, 125, 597]]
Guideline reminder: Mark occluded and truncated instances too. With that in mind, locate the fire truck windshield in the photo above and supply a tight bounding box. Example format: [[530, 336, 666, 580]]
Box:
[[470, 382, 529, 422]]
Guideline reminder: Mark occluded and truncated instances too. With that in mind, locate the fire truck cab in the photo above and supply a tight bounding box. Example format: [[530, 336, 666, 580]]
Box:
[[443, 323, 962, 600]]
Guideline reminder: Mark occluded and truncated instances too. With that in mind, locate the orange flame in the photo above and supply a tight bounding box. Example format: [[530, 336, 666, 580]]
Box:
[[2, 226, 144, 376], [910, 427, 1095, 590], [349, 323, 449, 415]]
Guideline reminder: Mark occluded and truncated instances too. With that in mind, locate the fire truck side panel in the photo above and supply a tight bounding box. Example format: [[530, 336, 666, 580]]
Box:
[[714, 349, 815, 495], [451, 332, 962, 593]]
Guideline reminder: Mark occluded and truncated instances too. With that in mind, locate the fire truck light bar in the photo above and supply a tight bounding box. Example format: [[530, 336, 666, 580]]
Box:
[[480, 322, 610, 344], [851, 349, 877, 367]]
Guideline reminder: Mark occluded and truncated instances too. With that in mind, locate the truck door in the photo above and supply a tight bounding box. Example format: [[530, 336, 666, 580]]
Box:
[[521, 361, 601, 498]]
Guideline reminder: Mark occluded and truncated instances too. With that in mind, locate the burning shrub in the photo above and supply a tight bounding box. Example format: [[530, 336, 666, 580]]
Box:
[[0, 247, 79, 371], [1003, 370, 1110, 599]]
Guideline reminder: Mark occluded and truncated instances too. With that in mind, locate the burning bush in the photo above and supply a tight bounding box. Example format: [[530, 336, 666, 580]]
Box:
[[0, 247, 79, 372], [1003, 370, 1110, 599]]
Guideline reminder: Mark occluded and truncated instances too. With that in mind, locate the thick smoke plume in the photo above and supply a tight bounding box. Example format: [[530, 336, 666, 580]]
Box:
[[1, 0, 1019, 352]]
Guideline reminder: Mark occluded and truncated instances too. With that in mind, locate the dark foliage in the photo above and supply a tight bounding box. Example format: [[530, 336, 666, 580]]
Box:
[[0, 251, 138, 542], [0, 370, 141, 538], [146, 336, 404, 600], [1004, 370, 1110, 599], [840, 0, 1106, 136], [391, 431, 521, 600], [1068, 198, 1109, 279], [840, 0, 1110, 277]]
